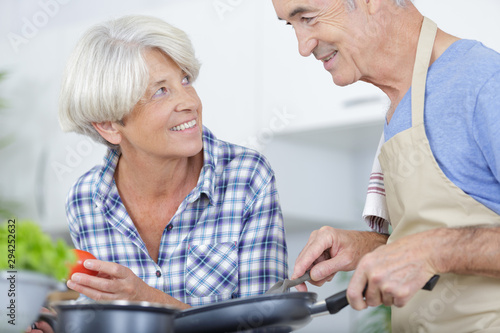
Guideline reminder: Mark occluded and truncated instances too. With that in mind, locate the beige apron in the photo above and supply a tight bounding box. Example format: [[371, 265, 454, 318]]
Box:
[[378, 17, 500, 332]]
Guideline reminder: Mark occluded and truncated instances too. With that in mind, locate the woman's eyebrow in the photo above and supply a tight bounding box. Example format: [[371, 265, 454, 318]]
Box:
[[151, 79, 167, 87]]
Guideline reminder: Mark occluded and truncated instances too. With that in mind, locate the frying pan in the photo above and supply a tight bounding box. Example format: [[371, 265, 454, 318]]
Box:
[[174, 275, 440, 333]]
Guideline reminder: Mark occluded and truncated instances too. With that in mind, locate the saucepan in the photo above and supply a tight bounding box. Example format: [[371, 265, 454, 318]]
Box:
[[38, 300, 178, 333], [174, 275, 440, 333]]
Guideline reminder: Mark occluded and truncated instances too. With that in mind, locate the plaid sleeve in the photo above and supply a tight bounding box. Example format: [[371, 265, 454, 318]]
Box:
[[66, 181, 83, 249], [237, 173, 288, 297], [65, 167, 99, 249]]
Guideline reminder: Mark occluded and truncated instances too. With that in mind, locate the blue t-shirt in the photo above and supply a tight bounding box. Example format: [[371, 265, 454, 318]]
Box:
[[385, 40, 500, 214]]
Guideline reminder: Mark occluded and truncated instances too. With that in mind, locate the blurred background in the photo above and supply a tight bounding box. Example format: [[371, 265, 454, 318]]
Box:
[[1, 0, 499, 331]]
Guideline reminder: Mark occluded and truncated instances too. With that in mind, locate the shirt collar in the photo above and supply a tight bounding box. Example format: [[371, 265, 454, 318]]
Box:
[[186, 126, 217, 205], [93, 148, 120, 208]]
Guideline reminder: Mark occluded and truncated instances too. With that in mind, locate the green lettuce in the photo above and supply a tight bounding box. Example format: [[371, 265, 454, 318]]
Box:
[[0, 220, 76, 280]]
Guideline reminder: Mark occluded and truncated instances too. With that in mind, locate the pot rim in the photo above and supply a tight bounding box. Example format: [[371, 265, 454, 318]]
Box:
[[52, 300, 179, 314], [0, 269, 63, 289]]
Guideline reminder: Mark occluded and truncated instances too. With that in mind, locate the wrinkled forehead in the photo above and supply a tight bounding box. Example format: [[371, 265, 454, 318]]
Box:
[[272, 0, 341, 20]]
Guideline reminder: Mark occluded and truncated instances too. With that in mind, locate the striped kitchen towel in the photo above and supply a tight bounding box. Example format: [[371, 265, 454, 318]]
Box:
[[362, 133, 390, 234]]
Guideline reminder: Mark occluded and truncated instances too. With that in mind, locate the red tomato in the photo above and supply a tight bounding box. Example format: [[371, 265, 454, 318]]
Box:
[[69, 249, 98, 278]]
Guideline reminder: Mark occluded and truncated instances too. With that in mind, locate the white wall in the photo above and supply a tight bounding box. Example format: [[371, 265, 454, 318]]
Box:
[[1, 1, 500, 332], [2, 0, 499, 229]]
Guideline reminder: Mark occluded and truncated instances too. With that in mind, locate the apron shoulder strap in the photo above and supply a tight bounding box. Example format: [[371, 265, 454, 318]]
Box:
[[411, 17, 438, 127]]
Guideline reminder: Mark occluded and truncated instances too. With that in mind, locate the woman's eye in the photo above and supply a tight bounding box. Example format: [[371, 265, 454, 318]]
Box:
[[153, 87, 167, 98], [182, 75, 191, 86]]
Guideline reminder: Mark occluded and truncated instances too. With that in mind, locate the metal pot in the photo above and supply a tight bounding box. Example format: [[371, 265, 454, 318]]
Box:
[[42, 300, 178, 333], [0, 270, 63, 333]]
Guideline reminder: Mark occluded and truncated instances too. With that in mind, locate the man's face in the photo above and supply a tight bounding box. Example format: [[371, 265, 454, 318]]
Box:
[[272, 0, 372, 87]]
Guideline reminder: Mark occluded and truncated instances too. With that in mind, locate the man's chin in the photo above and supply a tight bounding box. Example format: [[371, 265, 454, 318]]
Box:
[[331, 76, 352, 87]]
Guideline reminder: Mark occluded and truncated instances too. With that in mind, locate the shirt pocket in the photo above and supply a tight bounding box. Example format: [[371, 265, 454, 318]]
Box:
[[185, 241, 238, 298]]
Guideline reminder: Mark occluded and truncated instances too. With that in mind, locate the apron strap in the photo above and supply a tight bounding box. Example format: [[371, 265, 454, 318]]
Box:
[[411, 17, 438, 127]]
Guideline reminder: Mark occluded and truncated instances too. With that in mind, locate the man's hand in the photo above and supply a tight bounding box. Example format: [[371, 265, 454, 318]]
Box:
[[346, 230, 438, 310], [292, 227, 388, 291], [66, 259, 191, 309]]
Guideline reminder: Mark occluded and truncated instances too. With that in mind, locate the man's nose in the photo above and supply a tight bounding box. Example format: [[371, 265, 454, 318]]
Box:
[[295, 29, 317, 57]]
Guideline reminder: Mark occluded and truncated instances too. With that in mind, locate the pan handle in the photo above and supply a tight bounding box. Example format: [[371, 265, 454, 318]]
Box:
[[34, 312, 58, 331], [310, 274, 440, 316]]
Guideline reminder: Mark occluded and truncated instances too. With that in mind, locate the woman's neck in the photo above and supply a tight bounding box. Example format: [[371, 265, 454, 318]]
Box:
[[114, 150, 204, 201]]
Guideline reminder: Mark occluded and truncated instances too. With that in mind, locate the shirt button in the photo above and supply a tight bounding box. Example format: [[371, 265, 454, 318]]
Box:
[[167, 224, 173, 231], [156, 270, 161, 277]]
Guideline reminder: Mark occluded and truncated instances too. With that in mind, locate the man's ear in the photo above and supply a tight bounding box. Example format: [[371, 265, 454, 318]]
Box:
[[365, 0, 382, 15], [92, 121, 122, 145]]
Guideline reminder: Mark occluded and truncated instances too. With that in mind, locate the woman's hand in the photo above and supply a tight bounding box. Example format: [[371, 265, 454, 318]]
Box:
[[67, 259, 191, 309], [292, 227, 388, 291], [25, 307, 55, 333]]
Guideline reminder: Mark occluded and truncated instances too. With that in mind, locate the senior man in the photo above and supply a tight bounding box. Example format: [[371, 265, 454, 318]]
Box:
[[272, 0, 500, 331]]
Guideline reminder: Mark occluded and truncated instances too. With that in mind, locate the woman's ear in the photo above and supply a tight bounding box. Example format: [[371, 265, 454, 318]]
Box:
[[92, 121, 122, 145]]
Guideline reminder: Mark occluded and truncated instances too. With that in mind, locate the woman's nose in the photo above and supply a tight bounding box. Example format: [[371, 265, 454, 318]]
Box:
[[174, 88, 199, 112]]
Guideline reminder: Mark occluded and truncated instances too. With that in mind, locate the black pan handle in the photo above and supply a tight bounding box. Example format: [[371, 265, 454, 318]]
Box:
[[324, 289, 349, 314], [35, 312, 58, 331], [422, 274, 440, 291], [324, 274, 440, 315]]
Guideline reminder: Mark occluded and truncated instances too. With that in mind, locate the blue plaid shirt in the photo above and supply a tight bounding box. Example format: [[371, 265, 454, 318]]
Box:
[[65, 127, 288, 306]]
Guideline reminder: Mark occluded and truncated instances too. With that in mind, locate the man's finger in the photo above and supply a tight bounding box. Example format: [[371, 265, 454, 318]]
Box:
[[346, 272, 368, 311], [293, 228, 336, 279], [294, 282, 308, 292]]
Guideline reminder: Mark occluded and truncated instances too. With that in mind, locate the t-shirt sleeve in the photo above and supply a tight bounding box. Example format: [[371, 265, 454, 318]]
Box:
[[472, 70, 500, 184]]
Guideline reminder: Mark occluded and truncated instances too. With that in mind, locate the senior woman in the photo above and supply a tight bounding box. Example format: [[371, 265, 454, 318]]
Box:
[[58, 15, 288, 310]]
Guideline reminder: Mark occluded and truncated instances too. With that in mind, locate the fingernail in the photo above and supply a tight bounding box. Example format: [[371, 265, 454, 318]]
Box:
[[84, 260, 93, 269], [72, 274, 81, 283], [67, 280, 75, 289]]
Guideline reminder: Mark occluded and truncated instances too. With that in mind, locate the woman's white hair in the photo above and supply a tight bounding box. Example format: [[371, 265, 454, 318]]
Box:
[[344, 0, 410, 10], [59, 15, 200, 147]]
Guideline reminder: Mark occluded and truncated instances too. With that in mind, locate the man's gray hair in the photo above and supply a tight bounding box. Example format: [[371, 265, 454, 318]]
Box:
[[59, 15, 201, 148], [344, 0, 410, 10]]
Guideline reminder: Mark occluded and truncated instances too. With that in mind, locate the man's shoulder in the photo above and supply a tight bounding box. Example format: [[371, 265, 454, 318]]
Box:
[[448, 40, 500, 76]]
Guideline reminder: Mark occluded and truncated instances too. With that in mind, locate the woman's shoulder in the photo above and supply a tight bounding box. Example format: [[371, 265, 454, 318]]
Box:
[[203, 128, 275, 187], [204, 127, 271, 166], [214, 138, 273, 174], [67, 149, 118, 201], [67, 164, 104, 201]]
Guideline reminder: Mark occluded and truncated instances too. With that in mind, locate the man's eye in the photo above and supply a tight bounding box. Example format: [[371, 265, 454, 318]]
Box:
[[301, 16, 315, 24]]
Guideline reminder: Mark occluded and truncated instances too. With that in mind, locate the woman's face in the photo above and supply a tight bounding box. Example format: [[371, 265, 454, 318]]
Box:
[[117, 48, 203, 161]]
